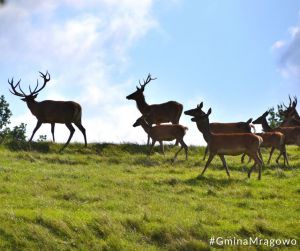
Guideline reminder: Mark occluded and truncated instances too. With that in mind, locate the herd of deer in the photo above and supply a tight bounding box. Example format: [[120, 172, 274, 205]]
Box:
[[8, 72, 300, 180]]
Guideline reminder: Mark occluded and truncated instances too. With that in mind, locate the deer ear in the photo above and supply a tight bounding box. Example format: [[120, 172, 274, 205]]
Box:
[[264, 111, 269, 117], [33, 94, 38, 99], [21, 98, 26, 102], [246, 118, 253, 124], [199, 102, 203, 108], [207, 108, 212, 115]]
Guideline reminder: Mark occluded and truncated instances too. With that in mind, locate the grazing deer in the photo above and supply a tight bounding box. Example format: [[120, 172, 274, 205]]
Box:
[[253, 111, 300, 159], [184, 102, 253, 160], [133, 116, 188, 162], [8, 71, 87, 152], [191, 108, 263, 179], [126, 73, 183, 145]]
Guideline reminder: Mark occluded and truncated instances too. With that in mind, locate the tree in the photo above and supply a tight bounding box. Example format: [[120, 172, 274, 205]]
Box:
[[0, 95, 27, 143], [267, 104, 284, 128], [0, 95, 12, 130]]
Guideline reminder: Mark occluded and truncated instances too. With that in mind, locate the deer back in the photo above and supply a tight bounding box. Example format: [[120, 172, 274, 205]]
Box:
[[31, 100, 82, 124], [149, 124, 187, 141], [146, 101, 183, 124]]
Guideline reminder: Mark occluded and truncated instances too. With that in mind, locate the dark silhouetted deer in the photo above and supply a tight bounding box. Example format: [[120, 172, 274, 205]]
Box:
[[280, 96, 300, 126], [191, 107, 263, 179], [8, 71, 87, 152], [126, 73, 183, 145]]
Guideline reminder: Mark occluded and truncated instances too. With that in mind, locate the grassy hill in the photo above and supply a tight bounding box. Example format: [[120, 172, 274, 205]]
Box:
[[0, 143, 299, 250]]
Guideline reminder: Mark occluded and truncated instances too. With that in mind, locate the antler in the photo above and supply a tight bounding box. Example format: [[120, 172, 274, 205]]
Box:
[[293, 96, 297, 108], [138, 73, 157, 90], [30, 71, 50, 95], [8, 78, 26, 97]]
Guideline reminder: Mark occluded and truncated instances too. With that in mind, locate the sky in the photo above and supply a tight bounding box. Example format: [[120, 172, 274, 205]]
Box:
[[0, 0, 299, 145]]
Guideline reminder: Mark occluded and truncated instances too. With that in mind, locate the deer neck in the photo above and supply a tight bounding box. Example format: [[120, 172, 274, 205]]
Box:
[[261, 117, 272, 132], [26, 100, 39, 117], [196, 120, 212, 144], [135, 95, 150, 114], [139, 120, 151, 135], [294, 110, 300, 120]]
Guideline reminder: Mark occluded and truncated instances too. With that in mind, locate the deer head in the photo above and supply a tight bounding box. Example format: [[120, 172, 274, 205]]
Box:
[[281, 95, 298, 118], [126, 73, 157, 100], [252, 111, 269, 124], [184, 102, 205, 116], [8, 71, 50, 103]]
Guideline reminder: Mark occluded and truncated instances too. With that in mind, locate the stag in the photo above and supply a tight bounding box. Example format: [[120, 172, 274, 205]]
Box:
[[126, 73, 183, 145], [191, 107, 263, 179], [8, 71, 87, 152], [280, 96, 300, 126], [184, 102, 253, 160]]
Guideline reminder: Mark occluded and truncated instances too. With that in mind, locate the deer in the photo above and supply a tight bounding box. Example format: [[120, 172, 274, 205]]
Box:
[[280, 96, 300, 127], [8, 71, 87, 152], [240, 131, 288, 166], [133, 116, 188, 162], [184, 102, 254, 160], [126, 73, 183, 145], [253, 111, 300, 161], [190, 107, 263, 179]]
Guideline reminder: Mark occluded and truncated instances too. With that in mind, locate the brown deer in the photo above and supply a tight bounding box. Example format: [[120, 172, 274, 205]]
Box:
[[184, 102, 253, 160], [191, 108, 262, 179], [133, 116, 188, 162], [126, 73, 183, 145], [8, 71, 87, 152], [241, 132, 288, 166], [191, 107, 263, 179], [253, 111, 300, 159]]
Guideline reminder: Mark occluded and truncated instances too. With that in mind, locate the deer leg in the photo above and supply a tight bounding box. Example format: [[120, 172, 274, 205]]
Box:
[[219, 154, 230, 178], [258, 148, 264, 166], [173, 139, 187, 162], [74, 123, 87, 147], [267, 147, 275, 165], [147, 135, 151, 146], [248, 152, 262, 180], [60, 123, 75, 152], [29, 121, 42, 142], [282, 145, 289, 167], [148, 140, 156, 155], [159, 141, 164, 155], [241, 153, 246, 163], [51, 123, 55, 142], [200, 153, 215, 176], [203, 146, 208, 161]]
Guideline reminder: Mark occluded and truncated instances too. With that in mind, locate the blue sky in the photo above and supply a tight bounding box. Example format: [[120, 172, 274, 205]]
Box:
[[0, 0, 299, 145]]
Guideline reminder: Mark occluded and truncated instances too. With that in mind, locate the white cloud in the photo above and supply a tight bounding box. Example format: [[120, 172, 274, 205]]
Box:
[[271, 40, 286, 51], [272, 17, 300, 81], [2, 0, 199, 146]]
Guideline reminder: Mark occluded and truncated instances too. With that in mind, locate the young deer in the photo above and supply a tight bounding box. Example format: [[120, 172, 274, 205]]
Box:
[[253, 111, 300, 160], [185, 102, 253, 160], [8, 71, 87, 152], [241, 132, 288, 166], [133, 116, 188, 162], [127, 74, 183, 145], [191, 108, 263, 179]]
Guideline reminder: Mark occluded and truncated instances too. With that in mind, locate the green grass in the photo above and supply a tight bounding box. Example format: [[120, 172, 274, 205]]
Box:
[[0, 143, 299, 250]]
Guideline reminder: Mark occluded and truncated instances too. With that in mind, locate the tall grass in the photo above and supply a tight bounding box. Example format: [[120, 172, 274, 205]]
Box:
[[0, 143, 299, 250]]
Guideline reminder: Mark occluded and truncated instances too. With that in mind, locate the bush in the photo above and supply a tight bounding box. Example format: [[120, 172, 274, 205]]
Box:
[[0, 95, 27, 144]]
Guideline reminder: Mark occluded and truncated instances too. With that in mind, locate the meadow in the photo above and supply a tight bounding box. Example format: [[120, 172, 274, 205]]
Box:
[[0, 142, 299, 250]]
